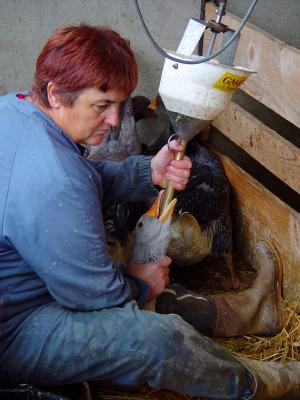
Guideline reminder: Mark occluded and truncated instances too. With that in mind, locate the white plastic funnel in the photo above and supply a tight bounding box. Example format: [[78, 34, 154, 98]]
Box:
[[159, 51, 254, 123]]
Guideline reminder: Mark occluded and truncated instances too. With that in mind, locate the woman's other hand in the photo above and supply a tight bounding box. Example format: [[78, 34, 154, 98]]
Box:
[[128, 256, 171, 300], [150, 140, 192, 191]]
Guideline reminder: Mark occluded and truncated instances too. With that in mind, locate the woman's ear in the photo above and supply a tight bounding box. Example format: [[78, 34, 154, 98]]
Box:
[[47, 82, 61, 109]]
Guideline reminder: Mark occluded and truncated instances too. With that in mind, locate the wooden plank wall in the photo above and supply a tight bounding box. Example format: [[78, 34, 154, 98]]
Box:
[[212, 102, 300, 194], [206, 2, 300, 129], [204, 3, 300, 307], [214, 151, 300, 305]]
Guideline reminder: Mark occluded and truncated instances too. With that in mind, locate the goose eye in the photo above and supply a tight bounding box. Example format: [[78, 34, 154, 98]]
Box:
[[138, 222, 143, 228]]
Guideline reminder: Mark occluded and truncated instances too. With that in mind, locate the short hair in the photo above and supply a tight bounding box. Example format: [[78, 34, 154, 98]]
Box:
[[30, 24, 138, 107]]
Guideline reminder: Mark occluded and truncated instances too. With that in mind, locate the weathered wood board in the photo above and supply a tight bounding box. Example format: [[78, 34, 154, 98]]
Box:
[[205, 2, 300, 129], [212, 101, 300, 195], [212, 149, 300, 309]]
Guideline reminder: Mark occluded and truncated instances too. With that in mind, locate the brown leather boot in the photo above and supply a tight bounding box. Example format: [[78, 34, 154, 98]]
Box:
[[238, 356, 300, 399], [213, 241, 285, 337], [156, 241, 285, 337]]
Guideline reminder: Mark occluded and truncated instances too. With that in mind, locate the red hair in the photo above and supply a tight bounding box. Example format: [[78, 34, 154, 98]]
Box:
[[30, 25, 138, 107]]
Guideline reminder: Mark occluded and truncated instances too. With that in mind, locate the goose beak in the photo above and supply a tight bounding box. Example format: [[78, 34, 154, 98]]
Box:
[[148, 96, 157, 111], [145, 191, 177, 222]]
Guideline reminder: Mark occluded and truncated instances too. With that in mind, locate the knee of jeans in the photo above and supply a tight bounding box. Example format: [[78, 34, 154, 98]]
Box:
[[136, 314, 191, 360]]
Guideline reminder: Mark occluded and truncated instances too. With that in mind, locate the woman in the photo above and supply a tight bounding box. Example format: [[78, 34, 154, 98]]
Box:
[[0, 25, 299, 400]]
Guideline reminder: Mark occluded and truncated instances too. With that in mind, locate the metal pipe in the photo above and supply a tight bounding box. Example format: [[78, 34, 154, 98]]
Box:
[[206, 0, 227, 56], [135, 0, 258, 65]]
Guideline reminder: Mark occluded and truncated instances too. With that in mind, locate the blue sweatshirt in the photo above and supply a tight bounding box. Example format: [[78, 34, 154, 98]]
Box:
[[0, 93, 156, 345]]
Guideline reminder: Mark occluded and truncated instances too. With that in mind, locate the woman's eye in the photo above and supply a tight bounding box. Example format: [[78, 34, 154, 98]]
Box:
[[94, 104, 107, 112]]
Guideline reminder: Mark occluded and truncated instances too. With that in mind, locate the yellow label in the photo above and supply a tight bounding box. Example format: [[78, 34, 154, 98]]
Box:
[[213, 71, 247, 91]]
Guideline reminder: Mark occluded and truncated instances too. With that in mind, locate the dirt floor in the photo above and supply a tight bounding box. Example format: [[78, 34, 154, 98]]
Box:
[[169, 253, 256, 293]]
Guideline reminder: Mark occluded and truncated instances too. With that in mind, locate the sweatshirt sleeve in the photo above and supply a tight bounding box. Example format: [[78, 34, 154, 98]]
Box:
[[89, 155, 159, 206], [3, 127, 150, 311]]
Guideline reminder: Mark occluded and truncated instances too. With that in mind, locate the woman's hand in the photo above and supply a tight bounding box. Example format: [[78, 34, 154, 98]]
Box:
[[128, 256, 171, 300], [150, 140, 192, 191]]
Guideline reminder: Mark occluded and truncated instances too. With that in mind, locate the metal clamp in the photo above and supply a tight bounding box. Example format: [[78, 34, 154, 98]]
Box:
[[199, 19, 228, 33]]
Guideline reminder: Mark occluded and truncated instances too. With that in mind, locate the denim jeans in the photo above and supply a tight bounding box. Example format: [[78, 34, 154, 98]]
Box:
[[0, 300, 252, 399]]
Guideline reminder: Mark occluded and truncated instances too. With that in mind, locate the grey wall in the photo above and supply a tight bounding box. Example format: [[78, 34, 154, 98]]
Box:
[[0, 0, 202, 97], [227, 0, 300, 49], [1, 1, 300, 99]]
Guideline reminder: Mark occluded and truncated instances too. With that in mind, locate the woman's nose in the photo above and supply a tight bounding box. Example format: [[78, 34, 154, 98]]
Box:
[[105, 108, 119, 127]]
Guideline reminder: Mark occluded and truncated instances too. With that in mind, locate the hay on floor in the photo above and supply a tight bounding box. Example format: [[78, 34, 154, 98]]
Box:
[[216, 299, 300, 363]]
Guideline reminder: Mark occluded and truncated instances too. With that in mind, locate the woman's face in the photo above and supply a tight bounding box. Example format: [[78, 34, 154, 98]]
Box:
[[52, 87, 127, 145]]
